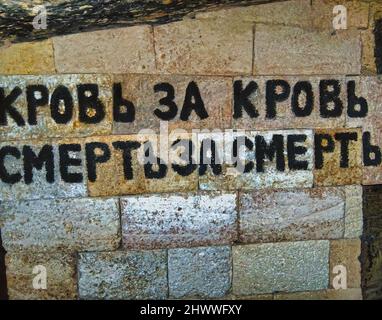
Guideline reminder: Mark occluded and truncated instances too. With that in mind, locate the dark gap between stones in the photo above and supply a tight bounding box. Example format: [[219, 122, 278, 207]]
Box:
[[374, 18, 382, 74], [0, 229, 8, 300], [361, 185, 382, 300]]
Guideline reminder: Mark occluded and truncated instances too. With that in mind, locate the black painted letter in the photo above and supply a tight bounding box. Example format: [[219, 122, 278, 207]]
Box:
[[23, 145, 54, 184], [78, 84, 105, 124]]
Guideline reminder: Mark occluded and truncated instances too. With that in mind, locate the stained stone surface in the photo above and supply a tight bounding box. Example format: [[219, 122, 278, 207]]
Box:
[[274, 288, 362, 300], [196, 0, 312, 28], [233, 240, 330, 295], [311, 0, 370, 31], [78, 250, 168, 300], [85, 134, 198, 197], [330, 239, 361, 289], [239, 187, 345, 243], [168, 246, 232, 298], [53, 26, 156, 74], [5, 251, 77, 300], [314, 128, 363, 186], [344, 185, 363, 239], [0, 40, 55, 74], [362, 185, 382, 300], [254, 24, 361, 75], [154, 18, 253, 75], [121, 192, 237, 249]]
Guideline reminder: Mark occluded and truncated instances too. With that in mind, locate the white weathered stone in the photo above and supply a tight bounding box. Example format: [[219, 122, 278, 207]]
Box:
[[121, 192, 237, 249], [0, 198, 120, 252], [239, 187, 345, 243]]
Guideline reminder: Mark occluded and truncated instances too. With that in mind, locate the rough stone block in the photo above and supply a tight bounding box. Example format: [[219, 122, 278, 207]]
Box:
[[199, 130, 314, 190], [233, 241, 330, 295], [314, 128, 362, 186], [0, 40, 55, 74], [112, 75, 232, 134], [361, 30, 377, 74], [345, 77, 382, 185], [312, 0, 370, 30], [168, 246, 231, 298], [362, 185, 382, 300], [232, 77, 346, 130], [154, 18, 253, 75], [53, 26, 155, 73], [330, 239, 361, 289], [0, 139, 87, 202], [86, 134, 198, 197], [254, 24, 361, 75], [345, 185, 363, 239], [0, 75, 113, 141], [274, 288, 362, 300], [5, 251, 77, 300], [121, 192, 237, 249], [239, 187, 345, 243], [0, 198, 120, 252], [78, 250, 167, 300], [196, 0, 312, 28]]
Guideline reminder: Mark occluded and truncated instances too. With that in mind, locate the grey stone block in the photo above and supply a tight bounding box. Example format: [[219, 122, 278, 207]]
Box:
[[78, 250, 168, 300], [233, 240, 330, 295], [168, 246, 232, 298]]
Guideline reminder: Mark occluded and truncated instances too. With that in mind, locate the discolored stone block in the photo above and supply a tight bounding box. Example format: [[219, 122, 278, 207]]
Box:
[[154, 18, 253, 75], [345, 77, 382, 185], [196, 0, 312, 28], [233, 240, 330, 295], [121, 192, 237, 249], [112, 74, 232, 134], [0, 75, 113, 141], [254, 24, 361, 75], [361, 185, 382, 300], [168, 246, 231, 298], [85, 133, 198, 197], [53, 26, 156, 74], [5, 251, 77, 300], [361, 30, 377, 74], [330, 239, 361, 289], [312, 0, 370, 31], [344, 185, 363, 239], [0, 40, 55, 74], [0, 198, 120, 252], [78, 250, 167, 300], [274, 288, 362, 300], [239, 187, 345, 243], [314, 128, 362, 186]]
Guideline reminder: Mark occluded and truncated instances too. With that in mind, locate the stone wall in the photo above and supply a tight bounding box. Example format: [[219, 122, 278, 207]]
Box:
[[0, 0, 381, 300]]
